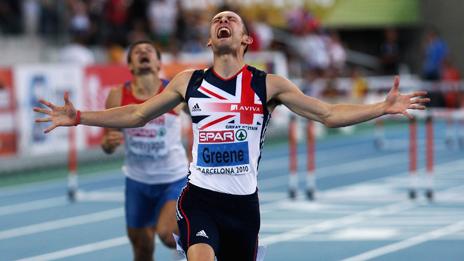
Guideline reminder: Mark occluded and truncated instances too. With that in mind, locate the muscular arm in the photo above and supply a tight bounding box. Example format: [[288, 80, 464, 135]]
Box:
[[35, 70, 194, 133], [267, 74, 428, 128]]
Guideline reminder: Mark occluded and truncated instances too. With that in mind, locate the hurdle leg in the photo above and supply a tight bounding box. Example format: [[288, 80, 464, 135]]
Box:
[[289, 116, 298, 199], [68, 127, 78, 202], [425, 115, 434, 201], [408, 117, 418, 199], [306, 120, 316, 200]]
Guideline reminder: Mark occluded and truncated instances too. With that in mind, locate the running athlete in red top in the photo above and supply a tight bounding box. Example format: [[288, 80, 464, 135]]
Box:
[[34, 11, 429, 261], [101, 41, 188, 261]]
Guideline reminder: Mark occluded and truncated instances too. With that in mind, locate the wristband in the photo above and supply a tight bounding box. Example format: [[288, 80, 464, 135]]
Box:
[[74, 110, 81, 126]]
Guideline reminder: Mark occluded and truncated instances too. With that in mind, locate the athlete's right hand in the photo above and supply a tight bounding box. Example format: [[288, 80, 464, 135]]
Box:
[[33, 92, 78, 133], [101, 131, 123, 154]]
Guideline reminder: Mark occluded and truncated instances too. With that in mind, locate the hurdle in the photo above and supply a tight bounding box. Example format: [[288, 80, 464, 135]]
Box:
[[67, 126, 78, 202], [405, 113, 435, 201], [288, 115, 298, 199], [306, 120, 316, 200], [288, 116, 317, 200], [380, 113, 436, 201], [408, 117, 418, 199], [425, 115, 434, 201], [407, 110, 457, 201]]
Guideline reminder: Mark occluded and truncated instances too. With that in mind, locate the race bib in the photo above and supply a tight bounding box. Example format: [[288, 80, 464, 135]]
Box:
[[196, 141, 250, 175]]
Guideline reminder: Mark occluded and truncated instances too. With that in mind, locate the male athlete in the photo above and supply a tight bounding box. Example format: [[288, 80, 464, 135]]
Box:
[[101, 40, 188, 261], [35, 11, 429, 261]]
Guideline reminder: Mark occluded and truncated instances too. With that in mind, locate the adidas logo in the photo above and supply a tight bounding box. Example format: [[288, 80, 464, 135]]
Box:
[[192, 103, 201, 112], [195, 230, 209, 238]]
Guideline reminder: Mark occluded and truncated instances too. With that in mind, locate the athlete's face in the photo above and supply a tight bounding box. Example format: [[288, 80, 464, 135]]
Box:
[[208, 11, 253, 55], [128, 43, 161, 75]]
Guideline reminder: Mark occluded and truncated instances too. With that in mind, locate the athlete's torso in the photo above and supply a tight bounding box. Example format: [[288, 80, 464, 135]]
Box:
[[121, 80, 188, 184], [186, 65, 270, 195]]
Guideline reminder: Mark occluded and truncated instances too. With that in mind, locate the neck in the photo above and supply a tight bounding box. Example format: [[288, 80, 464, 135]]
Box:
[[132, 73, 161, 99], [212, 53, 246, 79]]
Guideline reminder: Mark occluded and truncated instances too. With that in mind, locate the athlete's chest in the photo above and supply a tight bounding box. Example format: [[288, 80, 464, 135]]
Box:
[[188, 70, 266, 130]]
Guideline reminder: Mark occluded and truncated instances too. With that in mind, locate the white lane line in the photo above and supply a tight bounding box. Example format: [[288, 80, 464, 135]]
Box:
[[16, 236, 129, 261], [260, 201, 416, 245], [342, 220, 464, 261], [0, 186, 124, 218], [0, 208, 123, 240], [260, 178, 464, 246], [0, 169, 120, 197], [15, 235, 190, 261], [76, 190, 124, 202], [0, 197, 67, 217]]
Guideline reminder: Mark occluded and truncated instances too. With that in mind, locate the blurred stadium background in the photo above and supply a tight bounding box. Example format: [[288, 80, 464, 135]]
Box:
[[1, 0, 464, 260]]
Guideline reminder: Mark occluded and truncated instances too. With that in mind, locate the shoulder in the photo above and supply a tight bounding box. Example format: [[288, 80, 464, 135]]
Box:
[[162, 69, 198, 100], [266, 73, 300, 102], [266, 73, 292, 89], [173, 69, 197, 81], [167, 69, 197, 88], [170, 69, 207, 88]]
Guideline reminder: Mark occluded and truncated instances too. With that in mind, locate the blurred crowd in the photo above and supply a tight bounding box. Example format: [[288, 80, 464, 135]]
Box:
[[0, 0, 461, 108]]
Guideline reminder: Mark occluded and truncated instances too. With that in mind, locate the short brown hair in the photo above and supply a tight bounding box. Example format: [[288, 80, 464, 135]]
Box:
[[241, 16, 250, 54]]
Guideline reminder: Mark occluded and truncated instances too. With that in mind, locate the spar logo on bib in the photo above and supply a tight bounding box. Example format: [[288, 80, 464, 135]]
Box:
[[199, 130, 234, 143], [197, 142, 249, 167], [235, 129, 247, 141]]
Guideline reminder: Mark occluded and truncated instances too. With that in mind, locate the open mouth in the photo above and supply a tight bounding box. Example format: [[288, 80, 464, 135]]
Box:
[[217, 27, 231, 39], [139, 57, 150, 64]]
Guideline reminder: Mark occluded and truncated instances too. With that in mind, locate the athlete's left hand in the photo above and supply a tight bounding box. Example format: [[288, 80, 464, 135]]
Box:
[[384, 76, 430, 119]]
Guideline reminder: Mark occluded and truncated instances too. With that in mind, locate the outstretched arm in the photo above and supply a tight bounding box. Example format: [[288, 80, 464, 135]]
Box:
[[268, 75, 429, 128], [34, 70, 193, 133]]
